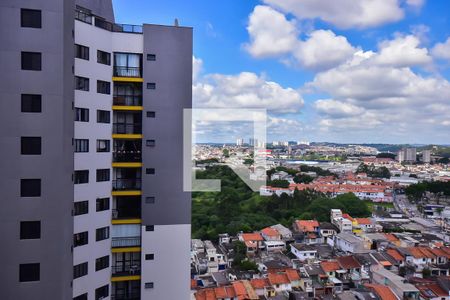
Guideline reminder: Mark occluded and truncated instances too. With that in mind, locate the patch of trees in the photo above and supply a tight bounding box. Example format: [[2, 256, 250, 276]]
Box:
[[405, 181, 450, 202], [192, 165, 370, 240], [356, 163, 391, 178], [293, 174, 314, 184], [376, 153, 396, 159], [267, 179, 290, 188], [195, 158, 219, 165]]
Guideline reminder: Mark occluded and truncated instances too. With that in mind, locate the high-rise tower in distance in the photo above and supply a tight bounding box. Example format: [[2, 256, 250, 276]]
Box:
[[0, 1, 192, 299]]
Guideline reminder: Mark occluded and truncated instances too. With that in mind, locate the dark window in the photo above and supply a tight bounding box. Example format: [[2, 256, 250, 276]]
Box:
[[96, 198, 110, 212], [74, 293, 88, 300], [75, 44, 89, 60], [146, 111, 155, 118], [73, 262, 88, 279], [21, 94, 41, 112], [145, 254, 154, 260], [95, 255, 109, 271], [74, 170, 89, 184], [96, 227, 109, 241], [145, 197, 155, 204], [20, 179, 41, 197], [146, 82, 156, 89], [19, 263, 40, 282], [74, 231, 88, 247], [75, 108, 89, 122], [147, 54, 156, 61], [113, 53, 142, 77], [21, 52, 41, 71], [75, 76, 89, 91], [97, 80, 110, 95], [74, 201, 89, 216], [146, 140, 155, 147], [96, 140, 110, 152], [144, 282, 154, 289], [74, 139, 89, 153], [146, 168, 155, 175], [21, 9, 41, 28], [97, 50, 111, 65], [97, 110, 110, 123], [96, 169, 110, 182], [145, 225, 154, 232], [20, 221, 41, 239], [21, 137, 41, 155], [95, 285, 109, 300]]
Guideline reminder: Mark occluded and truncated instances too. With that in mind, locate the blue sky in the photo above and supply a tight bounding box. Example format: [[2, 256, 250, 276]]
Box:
[[113, 0, 450, 144]]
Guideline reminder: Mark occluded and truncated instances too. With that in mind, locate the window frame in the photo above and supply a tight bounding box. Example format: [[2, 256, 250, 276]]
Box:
[[19, 263, 40, 282], [21, 9, 42, 28], [96, 139, 110, 152], [73, 262, 88, 279], [74, 201, 89, 216], [21, 136, 41, 155], [74, 170, 89, 184], [73, 231, 88, 247], [95, 255, 109, 271], [97, 50, 111, 65], [21, 94, 42, 113], [96, 110, 110, 123], [96, 198, 110, 212], [75, 76, 89, 91], [20, 179, 41, 197], [97, 80, 111, 95], [96, 169, 110, 182], [96, 226, 110, 241], [20, 221, 41, 240], [74, 139, 89, 153], [75, 44, 89, 60], [21, 51, 42, 71]]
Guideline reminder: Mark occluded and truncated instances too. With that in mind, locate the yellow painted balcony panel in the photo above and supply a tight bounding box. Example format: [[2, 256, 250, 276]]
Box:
[[112, 134, 143, 139], [112, 190, 142, 196], [112, 162, 143, 168], [112, 219, 142, 225], [112, 105, 143, 111], [112, 247, 141, 253], [112, 77, 144, 83], [111, 275, 141, 282]]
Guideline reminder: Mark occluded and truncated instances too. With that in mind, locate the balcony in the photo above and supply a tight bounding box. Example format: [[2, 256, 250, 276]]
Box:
[[114, 66, 141, 78], [112, 264, 141, 277], [113, 96, 142, 107], [113, 123, 142, 135], [113, 197, 141, 220], [113, 140, 142, 162], [112, 179, 141, 191], [111, 236, 140, 248], [111, 293, 140, 300]]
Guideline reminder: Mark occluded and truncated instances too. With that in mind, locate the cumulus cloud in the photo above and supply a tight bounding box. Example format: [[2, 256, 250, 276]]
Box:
[[314, 99, 364, 118], [261, 0, 407, 29], [244, 5, 298, 58], [193, 56, 203, 82], [193, 71, 304, 113], [431, 37, 450, 61]]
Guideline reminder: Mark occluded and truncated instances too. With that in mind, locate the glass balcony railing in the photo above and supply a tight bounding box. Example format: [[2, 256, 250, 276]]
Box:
[[112, 208, 141, 220], [114, 67, 142, 78], [113, 123, 142, 135], [112, 179, 141, 191], [112, 264, 141, 276], [111, 293, 140, 300], [111, 236, 140, 248], [113, 96, 142, 106], [113, 152, 142, 162]]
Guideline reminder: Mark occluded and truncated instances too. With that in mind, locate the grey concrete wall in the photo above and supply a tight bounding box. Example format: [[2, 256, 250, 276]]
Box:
[[141, 24, 192, 226], [0, 1, 74, 299], [76, 0, 114, 22]]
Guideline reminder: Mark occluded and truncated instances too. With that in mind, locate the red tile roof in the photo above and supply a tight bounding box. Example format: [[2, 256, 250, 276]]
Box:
[[342, 213, 354, 221], [285, 269, 301, 281], [261, 227, 279, 237], [320, 260, 341, 273], [417, 284, 448, 298], [295, 220, 319, 232], [250, 278, 270, 289], [241, 233, 264, 242], [384, 233, 399, 242], [365, 284, 398, 300], [386, 249, 404, 261], [355, 218, 372, 225], [337, 255, 361, 270], [268, 273, 290, 285]]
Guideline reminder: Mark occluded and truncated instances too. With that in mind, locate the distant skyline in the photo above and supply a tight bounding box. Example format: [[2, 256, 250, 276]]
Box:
[[113, 0, 450, 144]]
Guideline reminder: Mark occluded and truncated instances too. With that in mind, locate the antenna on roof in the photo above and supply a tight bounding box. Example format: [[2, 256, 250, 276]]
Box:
[[174, 18, 179, 27]]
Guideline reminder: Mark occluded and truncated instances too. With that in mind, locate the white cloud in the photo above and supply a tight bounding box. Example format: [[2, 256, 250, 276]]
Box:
[[261, 0, 405, 29], [293, 30, 357, 70], [193, 56, 203, 82], [314, 99, 364, 118], [193, 71, 304, 113], [372, 35, 432, 67], [244, 5, 298, 58], [406, 0, 425, 8], [431, 37, 450, 61]]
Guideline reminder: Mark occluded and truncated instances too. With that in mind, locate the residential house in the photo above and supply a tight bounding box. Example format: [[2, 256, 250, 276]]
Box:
[[320, 222, 339, 243], [331, 233, 367, 253], [270, 224, 293, 240], [290, 244, 318, 261], [239, 233, 264, 256]]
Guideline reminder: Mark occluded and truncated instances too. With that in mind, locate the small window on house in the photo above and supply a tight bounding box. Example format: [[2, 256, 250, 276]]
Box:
[[75, 108, 89, 122], [95, 255, 109, 271], [147, 54, 156, 61], [96, 169, 110, 182], [144, 282, 154, 289], [21, 137, 41, 155], [145, 254, 154, 260], [20, 179, 41, 197], [145, 225, 154, 232], [96, 226, 109, 241], [97, 80, 110, 95], [74, 139, 89, 153], [145, 197, 155, 204], [75, 76, 89, 91], [75, 44, 89, 60], [146, 140, 155, 147], [95, 285, 109, 300], [146, 168, 155, 175], [97, 50, 111, 65], [21, 52, 41, 70], [21, 94, 41, 112], [19, 263, 40, 282], [96, 140, 110, 152], [74, 201, 89, 216], [74, 170, 89, 184], [74, 231, 88, 247], [21, 9, 42, 28], [96, 198, 110, 212], [73, 262, 88, 279], [20, 221, 41, 239], [146, 82, 156, 89], [146, 111, 155, 118], [96, 110, 110, 123]]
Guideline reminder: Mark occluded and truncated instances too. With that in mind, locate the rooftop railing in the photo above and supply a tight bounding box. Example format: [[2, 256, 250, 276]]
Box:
[[75, 9, 142, 34]]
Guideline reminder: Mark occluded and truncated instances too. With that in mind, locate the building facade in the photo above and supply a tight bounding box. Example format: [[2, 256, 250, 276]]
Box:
[[0, 1, 192, 299]]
